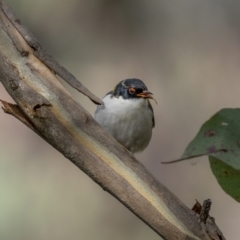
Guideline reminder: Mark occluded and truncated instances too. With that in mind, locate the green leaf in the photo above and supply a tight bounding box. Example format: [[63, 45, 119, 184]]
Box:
[[210, 156, 240, 202], [165, 108, 240, 170], [162, 108, 240, 202]]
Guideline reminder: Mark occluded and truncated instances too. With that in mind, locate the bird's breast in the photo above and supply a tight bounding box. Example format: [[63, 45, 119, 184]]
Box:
[[94, 95, 153, 153]]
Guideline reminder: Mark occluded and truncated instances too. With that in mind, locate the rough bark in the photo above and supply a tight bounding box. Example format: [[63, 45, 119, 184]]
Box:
[[0, 1, 225, 240]]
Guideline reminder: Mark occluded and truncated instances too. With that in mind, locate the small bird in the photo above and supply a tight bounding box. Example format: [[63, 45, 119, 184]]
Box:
[[94, 78, 156, 153]]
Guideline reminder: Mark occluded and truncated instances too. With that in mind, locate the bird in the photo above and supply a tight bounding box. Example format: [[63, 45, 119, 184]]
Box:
[[94, 78, 156, 153]]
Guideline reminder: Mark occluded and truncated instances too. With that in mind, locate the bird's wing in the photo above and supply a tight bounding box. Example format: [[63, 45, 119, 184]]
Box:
[[148, 100, 155, 128], [105, 90, 113, 96]]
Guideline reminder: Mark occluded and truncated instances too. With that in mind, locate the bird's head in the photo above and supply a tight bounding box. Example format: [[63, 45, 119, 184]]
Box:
[[112, 78, 157, 103]]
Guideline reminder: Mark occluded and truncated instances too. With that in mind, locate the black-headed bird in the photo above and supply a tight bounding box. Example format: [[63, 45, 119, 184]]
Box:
[[94, 78, 156, 154]]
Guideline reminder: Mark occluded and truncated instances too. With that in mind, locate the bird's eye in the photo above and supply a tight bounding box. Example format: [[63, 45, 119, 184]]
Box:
[[128, 88, 136, 94]]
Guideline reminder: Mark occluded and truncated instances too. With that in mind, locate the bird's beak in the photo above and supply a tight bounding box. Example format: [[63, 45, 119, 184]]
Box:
[[136, 90, 157, 104]]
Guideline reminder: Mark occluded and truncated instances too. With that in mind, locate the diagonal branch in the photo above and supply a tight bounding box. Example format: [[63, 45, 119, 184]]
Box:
[[0, 1, 225, 240], [0, 0, 103, 106]]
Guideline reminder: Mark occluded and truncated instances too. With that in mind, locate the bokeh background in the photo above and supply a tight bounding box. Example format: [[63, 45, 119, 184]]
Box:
[[1, 0, 240, 239]]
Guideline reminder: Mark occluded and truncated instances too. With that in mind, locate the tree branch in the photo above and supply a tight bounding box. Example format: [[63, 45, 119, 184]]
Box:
[[0, 0, 103, 106], [0, 1, 225, 239]]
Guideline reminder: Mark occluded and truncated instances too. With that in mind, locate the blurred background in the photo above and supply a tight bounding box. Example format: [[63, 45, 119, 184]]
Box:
[[1, 0, 240, 239]]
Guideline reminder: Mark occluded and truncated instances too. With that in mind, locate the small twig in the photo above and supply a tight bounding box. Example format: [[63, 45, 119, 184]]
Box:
[[200, 199, 212, 224], [0, 100, 39, 133], [0, 0, 103, 105], [192, 199, 225, 240], [192, 199, 202, 215]]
